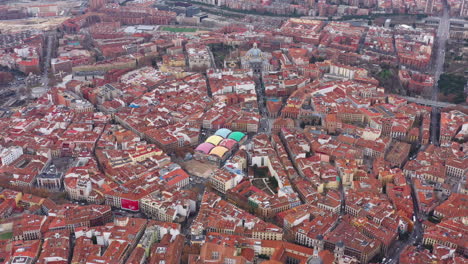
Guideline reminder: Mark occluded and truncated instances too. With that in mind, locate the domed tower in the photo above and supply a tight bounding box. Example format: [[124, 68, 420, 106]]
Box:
[[306, 257, 323, 264], [334, 241, 345, 262], [316, 234, 325, 253], [306, 235, 325, 264], [241, 42, 271, 76]]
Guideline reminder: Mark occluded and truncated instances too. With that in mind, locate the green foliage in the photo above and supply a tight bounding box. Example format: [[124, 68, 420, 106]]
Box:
[[416, 14, 428, 19], [189, 0, 213, 6], [254, 166, 268, 178], [199, 7, 244, 18], [120, 0, 131, 5], [398, 231, 410, 240], [161, 27, 197, 33], [0, 232, 12, 240], [258, 254, 270, 260], [428, 215, 441, 224], [338, 13, 426, 22], [423, 243, 434, 252], [208, 43, 231, 67], [340, 15, 372, 20], [310, 57, 326, 63], [438, 73, 467, 104], [269, 176, 278, 189], [220, 6, 301, 17], [378, 69, 393, 80]]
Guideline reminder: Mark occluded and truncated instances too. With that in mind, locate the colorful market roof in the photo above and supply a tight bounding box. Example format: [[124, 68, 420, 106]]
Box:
[[205, 135, 224, 146], [195, 142, 215, 154], [228, 131, 245, 142], [209, 146, 229, 158], [215, 128, 232, 138], [219, 138, 238, 150]]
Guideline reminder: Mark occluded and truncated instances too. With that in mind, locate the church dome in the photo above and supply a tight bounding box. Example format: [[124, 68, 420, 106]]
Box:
[[246, 43, 263, 58]]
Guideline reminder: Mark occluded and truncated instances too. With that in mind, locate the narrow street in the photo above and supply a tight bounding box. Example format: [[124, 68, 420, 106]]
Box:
[[256, 77, 272, 133], [383, 174, 425, 264], [339, 181, 346, 215], [430, 107, 440, 145], [43, 33, 54, 89], [208, 46, 217, 70]]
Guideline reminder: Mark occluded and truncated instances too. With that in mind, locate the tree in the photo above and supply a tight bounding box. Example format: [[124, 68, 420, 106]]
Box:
[[438, 74, 467, 104], [424, 243, 434, 253], [258, 254, 270, 260], [269, 176, 278, 190]]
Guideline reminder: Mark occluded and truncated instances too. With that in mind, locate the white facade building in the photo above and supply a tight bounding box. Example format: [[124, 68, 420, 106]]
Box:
[[0, 146, 23, 166]]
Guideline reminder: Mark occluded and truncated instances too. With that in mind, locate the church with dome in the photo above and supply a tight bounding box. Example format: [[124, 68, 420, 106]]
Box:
[[241, 43, 272, 76]]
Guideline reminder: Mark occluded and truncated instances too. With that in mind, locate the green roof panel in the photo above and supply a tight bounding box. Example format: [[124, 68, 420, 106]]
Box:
[[228, 131, 245, 142]]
